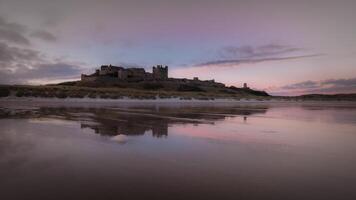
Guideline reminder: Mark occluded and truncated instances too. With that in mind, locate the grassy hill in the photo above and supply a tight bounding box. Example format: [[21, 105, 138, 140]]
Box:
[[0, 81, 270, 100]]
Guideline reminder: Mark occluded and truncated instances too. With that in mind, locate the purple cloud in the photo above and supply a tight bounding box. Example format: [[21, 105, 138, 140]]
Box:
[[196, 54, 322, 67], [192, 44, 321, 68], [30, 30, 57, 42], [0, 16, 30, 45], [276, 77, 356, 95], [221, 44, 303, 59]]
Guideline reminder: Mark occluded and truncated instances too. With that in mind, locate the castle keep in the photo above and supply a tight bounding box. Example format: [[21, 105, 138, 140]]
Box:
[[81, 65, 168, 82]]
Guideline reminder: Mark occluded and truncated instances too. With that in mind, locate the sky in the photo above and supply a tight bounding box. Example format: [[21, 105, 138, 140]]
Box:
[[0, 0, 355, 95]]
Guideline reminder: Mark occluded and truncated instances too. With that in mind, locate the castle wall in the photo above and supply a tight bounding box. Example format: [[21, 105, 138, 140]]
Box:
[[99, 65, 123, 76], [81, 74, 100, 82], [127, 68, 145, 77], [117, 69, 128, 80]]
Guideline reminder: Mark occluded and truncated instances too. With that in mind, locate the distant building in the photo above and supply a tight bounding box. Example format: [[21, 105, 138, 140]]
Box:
[[243, 83, 249, 89]]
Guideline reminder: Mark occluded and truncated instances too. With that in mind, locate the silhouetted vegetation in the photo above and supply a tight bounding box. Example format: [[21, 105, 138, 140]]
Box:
[[1, 84, 355, 101], [178, 84, 205, 92], [55, 91, 68, 98], [0, 88, 10, 97], [0, 83, 281, 101], [15, 90, 25, 97], [229, 86, 270, 96], [142, 82, 164, 90]]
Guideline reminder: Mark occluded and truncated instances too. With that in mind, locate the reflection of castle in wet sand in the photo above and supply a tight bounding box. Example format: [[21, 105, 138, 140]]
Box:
[[31, 106, 269, 139], [78, 106, 268, 138], [81, 121, 168, 138], [79, 110, 170, 138]]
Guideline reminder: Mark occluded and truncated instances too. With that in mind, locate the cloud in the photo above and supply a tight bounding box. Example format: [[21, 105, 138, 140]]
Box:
[[0, 42, 40, 63], [0, 16, 30, 45], [0, 16, 58, 45], [0, 16, 78, 84], [281, 80, 319, 90], [26, 63, 82, 78], [221, 44, 303, 59], [322, 78, 356, 87], [30, 30, 57, 42], [0, 26, 30, 45], [193, 44, 321, 68], [0, 62, 83, 84], [0, 16, 27, 33], [0, 40, 82, 84], [196, 54, 322, 67], [274, 77, 356, 95], [0, 29, 30, 45]]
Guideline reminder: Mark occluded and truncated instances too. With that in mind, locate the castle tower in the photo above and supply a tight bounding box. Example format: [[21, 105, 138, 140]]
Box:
[[152, 65, 168, 80]]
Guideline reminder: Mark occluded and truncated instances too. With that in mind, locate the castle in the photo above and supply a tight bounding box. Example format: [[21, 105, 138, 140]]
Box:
[[81, 64, 168, 82], [80, 64, 227, 89]]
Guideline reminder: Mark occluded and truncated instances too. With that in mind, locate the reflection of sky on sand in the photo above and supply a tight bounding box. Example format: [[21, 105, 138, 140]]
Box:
[[29, 118, 79, 126], [170, 113, 356, 156]]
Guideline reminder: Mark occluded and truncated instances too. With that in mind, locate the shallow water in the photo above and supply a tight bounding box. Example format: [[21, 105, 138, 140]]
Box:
[[1, 102, 356, 200]]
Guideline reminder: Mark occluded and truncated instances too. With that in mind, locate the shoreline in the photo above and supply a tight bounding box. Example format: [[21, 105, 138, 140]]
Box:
[[1, 97, 356, 116], [1, 96, 356, 105], [2, 85, 355, 103]]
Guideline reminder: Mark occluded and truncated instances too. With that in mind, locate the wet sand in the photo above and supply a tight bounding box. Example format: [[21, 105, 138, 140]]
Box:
[[1, 101, 356, 200]]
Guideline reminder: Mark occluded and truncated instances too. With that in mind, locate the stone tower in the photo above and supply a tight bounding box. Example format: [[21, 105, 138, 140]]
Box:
[[152, 65, 168, 80]]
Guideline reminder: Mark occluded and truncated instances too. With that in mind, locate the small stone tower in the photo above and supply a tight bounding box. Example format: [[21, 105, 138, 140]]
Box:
[[152, 65, 168, 80], [243, 83, 248, 89]]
